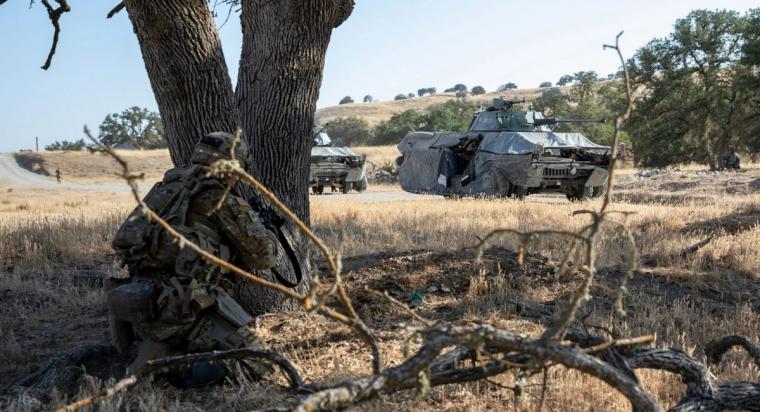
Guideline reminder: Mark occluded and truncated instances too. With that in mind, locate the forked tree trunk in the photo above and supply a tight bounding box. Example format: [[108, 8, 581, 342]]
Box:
[[236, 0, 353, 223], [122, 0, 239, 167], [122, 0, 353, 315]]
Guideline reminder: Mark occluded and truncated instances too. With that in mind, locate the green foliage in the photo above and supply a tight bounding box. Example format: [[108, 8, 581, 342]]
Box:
[[557, 75, 574, 86], [471, 85, 486, 95], [339, 96, 354, 104], [627, 8, 760, 167], [539, 81, 553, 88], [394, 94, 409, 101], [371, 109, 420, 145], [45, 139, 88, 151], [363, 95, 374, 103], [323, 116, 372, 146], [98, 107, 165, 149], [532, 81, 628, 147], [570, 71, 600, 102], [417, 87, 437, 97], [496, 82, 517, 91], [444, 84, 467, 93], [369, 99, 479, 145]]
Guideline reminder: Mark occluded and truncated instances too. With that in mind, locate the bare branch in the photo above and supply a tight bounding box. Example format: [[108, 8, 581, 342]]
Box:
[[40, 0, 71, 70], [706, 335, 760, 368], [106, 2, 125, 19]]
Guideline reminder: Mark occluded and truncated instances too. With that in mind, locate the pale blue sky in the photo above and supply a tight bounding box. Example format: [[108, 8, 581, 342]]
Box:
[[0, 1, 756, 152]]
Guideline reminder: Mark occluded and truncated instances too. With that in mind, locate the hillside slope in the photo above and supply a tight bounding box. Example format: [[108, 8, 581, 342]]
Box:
[[315, 87, 554, 127]]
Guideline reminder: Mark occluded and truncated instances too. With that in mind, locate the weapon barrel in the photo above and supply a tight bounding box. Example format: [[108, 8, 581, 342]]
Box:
[[534, 118, 606, 126]]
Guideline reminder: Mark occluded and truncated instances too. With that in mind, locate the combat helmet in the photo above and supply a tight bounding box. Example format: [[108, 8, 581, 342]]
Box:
[[191, 132, 249, 166]]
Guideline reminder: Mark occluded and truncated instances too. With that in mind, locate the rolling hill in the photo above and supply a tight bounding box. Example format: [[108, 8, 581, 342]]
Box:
[[314, 86, 559, 127]]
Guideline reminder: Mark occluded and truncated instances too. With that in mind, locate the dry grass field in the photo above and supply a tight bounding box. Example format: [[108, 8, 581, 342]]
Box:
[[1, 160, 759, 410]]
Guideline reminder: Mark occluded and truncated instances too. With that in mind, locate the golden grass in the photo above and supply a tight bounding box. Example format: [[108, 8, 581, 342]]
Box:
[[14, 149, 171, 184], [1, 166, 759, 411]]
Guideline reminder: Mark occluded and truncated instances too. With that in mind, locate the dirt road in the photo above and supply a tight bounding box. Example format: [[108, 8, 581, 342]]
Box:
[[0, 153, 130, 192], [1, 152, 573, 203]]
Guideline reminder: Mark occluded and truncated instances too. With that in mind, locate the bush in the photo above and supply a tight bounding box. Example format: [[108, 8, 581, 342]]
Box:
[[471, 86, 486, 95], [539, 81, 553, 88], [394, 94, 408, 101], [45, 139, 88, 151], [98, 106, 165, 149], [323, 117, 372, 146], [339, 96, 354, 104], [496, 82, 517, 91]]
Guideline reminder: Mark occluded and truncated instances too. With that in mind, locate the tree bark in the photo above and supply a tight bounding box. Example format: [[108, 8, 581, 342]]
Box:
[[236, 0, 354, 223], [123, 0, 239, 167], [122, 0, 353, 315]]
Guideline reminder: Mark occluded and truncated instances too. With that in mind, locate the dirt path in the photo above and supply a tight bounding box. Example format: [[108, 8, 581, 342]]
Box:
[[0, 153, 130, 192]]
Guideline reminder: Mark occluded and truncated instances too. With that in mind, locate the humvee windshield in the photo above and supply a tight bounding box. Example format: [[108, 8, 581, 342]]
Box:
[[469, 110, 546, 132]]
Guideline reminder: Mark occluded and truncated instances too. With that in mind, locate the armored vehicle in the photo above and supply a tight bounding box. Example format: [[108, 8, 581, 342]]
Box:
[[396, 98, 612, 200], [310, 128, 368, 195]]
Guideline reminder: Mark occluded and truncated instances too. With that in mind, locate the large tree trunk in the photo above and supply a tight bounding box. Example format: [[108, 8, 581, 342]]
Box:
[[123, 0, 239, 167], [122, 0, 353, 316], [236, 0, 354, 223]]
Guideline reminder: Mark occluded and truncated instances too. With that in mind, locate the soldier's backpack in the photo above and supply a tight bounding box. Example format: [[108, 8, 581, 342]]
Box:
[[112, 165, 215, 273]]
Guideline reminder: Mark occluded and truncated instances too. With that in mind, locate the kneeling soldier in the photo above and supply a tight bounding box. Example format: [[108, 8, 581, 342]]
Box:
[[107, 132, 276, 385]]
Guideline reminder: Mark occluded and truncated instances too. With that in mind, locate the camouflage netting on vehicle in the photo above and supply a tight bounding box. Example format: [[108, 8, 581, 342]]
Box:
[[399, 131, 608, 155]]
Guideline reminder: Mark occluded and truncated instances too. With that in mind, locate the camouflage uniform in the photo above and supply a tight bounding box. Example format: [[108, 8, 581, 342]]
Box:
[[722, 147, 741, 170], [107, 132, 275, 375]]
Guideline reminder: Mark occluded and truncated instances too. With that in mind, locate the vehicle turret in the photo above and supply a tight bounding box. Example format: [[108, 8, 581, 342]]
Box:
[[468, 98, 604, 132]]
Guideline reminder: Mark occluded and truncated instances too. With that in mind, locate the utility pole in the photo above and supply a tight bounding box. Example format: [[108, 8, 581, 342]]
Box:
[[35, 136, 39, 151]]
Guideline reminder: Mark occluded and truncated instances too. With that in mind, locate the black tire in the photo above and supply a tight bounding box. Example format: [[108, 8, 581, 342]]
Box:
[[355, 176, 368, 192], [313, 185, 324, 195], [395, 156, 404, 168], [511, 185, 527, 200], [591, 182, 608, 198], [341, 182, 352, 194], [566, 186, 593, 202]]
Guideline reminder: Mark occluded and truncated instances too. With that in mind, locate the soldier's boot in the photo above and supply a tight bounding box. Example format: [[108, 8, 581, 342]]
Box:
[[183, 362, 227, 389]]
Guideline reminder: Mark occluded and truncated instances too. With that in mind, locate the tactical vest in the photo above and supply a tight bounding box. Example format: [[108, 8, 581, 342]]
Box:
[[112, 165, 229, 281]]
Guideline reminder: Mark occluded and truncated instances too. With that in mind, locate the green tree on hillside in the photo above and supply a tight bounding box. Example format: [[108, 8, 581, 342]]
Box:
[[45, 139, 89, 151], [557, 74, 574, 86], [363, 94, 374, 103], [371, 109, 421, 144], [627, 9, 760, 167], [471, 85, 486, 95], [323, 116, 372, 146], [394, 94, 408, 100], [339, 96, 354, 104], [539, 81, 553, 88], [98, 106, 165, 149], [444, 84, 467, 93], [496, 82, 518, 91], [369, 99, 479, 145], [570, 71, 600, 102]]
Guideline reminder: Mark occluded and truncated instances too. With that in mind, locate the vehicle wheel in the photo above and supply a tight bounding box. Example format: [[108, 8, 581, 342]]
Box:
[[395, 156, 404, 168], [511, 185, 527, 200], [566, 186, 593, 202], [591, 182, 608, 198], [341, 182, 352, 194], [355, 176, 368, 192], [313, 185, 324, 195]]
